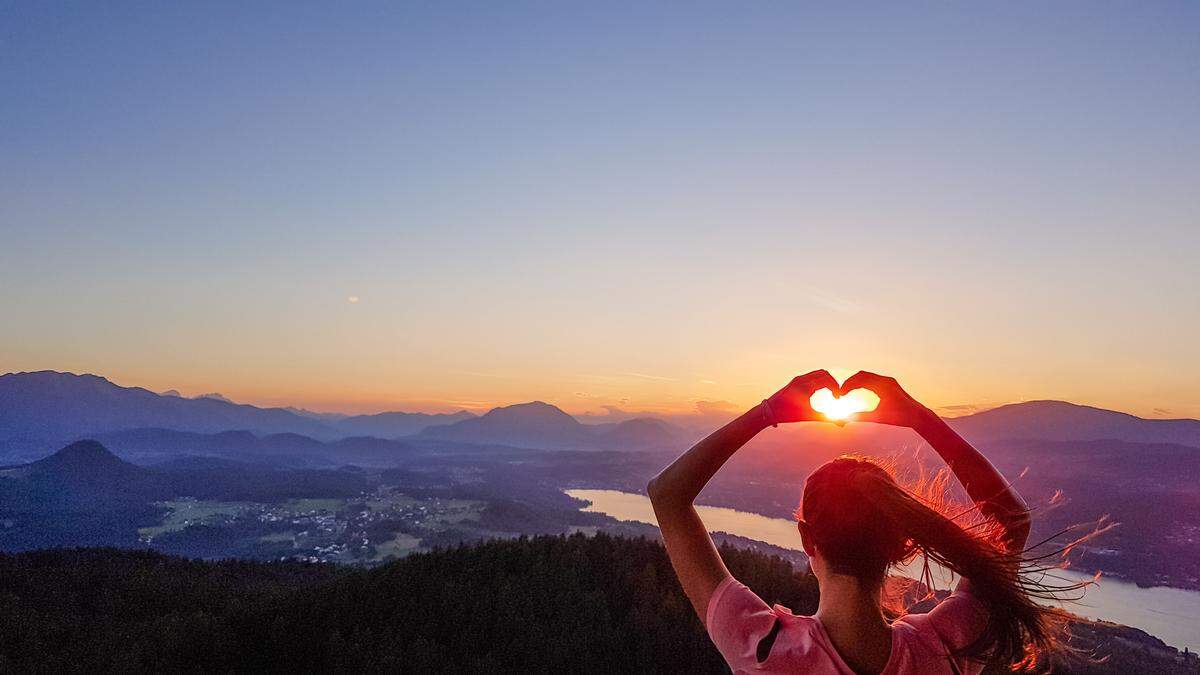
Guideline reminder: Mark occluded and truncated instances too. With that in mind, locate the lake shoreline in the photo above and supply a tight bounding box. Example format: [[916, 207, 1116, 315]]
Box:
[[567, 488, 1200, 653]]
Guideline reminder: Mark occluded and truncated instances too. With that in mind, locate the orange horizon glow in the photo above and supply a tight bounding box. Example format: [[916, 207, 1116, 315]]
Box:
[[3, 366, 1191, 423]]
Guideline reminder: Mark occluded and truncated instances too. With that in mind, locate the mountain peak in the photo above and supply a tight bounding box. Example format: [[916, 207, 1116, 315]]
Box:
[[419, 400, 586, 448], [32, 439, 130, 474], [951, 399, 1200, 446], [50, 439, 121, 460], [483, 401, 576, 420], [1, 370, 118, 391], [0, 371, 335, 447]]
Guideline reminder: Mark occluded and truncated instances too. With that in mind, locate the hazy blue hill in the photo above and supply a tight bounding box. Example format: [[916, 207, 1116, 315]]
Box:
[[987, 437, 1200, 483], [949, 400, 1200, 447], [333, 410, 476, 438], [95, 428, 258, 454], [419, 401, 593, 448], [283, 407, 351, 422], [0, 439, 369, 552], [0, 440, 169, 499], [94, 427, 420, 466], [594, 417, 681, 449], [419, 401, 681, 450], [257, 432, 329, 455], [0, 371, 336, 452], [0, 440, 170, 550], [25, 439, 152, 481]]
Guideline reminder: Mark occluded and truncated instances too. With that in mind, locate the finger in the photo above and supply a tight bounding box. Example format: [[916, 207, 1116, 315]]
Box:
[[804, 369, 840, 394], [840, 370, 884, 394]]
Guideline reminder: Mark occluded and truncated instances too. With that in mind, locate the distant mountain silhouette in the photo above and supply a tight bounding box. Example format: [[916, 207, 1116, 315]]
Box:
[[283, 406, 351, 422], [332, 410, 476, 438], [0, 439, 170, 515], [0, 440, 368, 551], [93, 427, 431, 467], [593, 417, 681, 448], [0, 371, 336, 451], [419, 401, 679, 450], [24, 439, 147, 481], [949, 400, 1200, 447], [196, 392, 234, 404], [161, 389, 182, 397], [420, 401, 585, 447], [8, 372, 1194, 458], [984, 437, 1200, 486]]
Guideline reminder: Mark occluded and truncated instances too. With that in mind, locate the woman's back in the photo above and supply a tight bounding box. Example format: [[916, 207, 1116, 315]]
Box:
[[648, 371, 1068, 674], [707, 578, 987, 675]]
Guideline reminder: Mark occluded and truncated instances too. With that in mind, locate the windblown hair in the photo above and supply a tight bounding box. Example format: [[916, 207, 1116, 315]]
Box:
[[797, 456, 1106, 670]]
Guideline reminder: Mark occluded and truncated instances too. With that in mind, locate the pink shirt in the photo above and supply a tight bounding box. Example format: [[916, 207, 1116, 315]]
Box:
[[706, 577, 987, 674]]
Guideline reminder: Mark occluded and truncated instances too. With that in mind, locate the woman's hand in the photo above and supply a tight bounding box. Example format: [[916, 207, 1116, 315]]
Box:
[[843, 370, 1033, 552], [765, 370, 841, 424], [841, 371, 937, 430]]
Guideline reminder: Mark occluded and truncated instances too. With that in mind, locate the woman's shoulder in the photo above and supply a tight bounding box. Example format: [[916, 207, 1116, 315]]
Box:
[[706, 580, 850, 673], [894, 586, 988, 647], [888, 590, 988, 675]]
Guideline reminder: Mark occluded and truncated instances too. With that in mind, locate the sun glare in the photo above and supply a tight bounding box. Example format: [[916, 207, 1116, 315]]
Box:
[[809, 388, 880, 421]]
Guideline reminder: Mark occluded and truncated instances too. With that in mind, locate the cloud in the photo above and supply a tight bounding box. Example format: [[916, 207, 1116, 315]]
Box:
[[347, 296, 360, 304], [800, 286, 861, 314], [695, 400, 739, 416], [933, 403, 1002, 417], [621, 372, 676, 382], [938, 404, 982, 412], [576, 405, 646, 423], [441, 399, 493, 409]]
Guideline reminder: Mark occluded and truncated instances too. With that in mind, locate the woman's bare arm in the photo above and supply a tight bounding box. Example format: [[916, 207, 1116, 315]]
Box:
[[842, 371, 1031, 552], [915, 413, 1031, 552], [647, 370, 838, 623]]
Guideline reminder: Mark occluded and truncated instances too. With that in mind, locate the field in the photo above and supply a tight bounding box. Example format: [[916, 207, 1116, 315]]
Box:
[[284, 498, 346, 513], [138, 499, 258, 538]]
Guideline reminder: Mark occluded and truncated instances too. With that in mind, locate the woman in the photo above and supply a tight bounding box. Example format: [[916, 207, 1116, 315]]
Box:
[[648, 370, 1059, 674]]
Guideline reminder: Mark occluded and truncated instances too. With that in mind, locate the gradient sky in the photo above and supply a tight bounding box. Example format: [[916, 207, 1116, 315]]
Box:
[[2, 3, 1198, 418]]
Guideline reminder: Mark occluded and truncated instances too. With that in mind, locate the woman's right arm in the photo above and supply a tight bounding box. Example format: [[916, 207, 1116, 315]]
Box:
[[842, 371, 1031, 553]]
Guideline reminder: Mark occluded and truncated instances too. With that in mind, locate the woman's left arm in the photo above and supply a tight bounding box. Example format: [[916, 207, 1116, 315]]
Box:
[[647, 370, 837, 623]]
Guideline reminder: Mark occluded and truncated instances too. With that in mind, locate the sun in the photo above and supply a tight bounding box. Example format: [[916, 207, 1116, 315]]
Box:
[[809, 388, 880, 421]]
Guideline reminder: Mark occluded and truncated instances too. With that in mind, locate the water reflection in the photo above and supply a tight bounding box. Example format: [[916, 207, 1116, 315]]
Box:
[[567, 489, 1200, 652]]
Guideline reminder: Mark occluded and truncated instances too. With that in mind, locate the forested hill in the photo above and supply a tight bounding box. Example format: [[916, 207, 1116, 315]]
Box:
[[0, 535, 1192, 674]]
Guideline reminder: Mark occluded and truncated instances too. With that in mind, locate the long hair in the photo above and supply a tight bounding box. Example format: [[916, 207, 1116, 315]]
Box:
[[797, 456, 1106, 670]]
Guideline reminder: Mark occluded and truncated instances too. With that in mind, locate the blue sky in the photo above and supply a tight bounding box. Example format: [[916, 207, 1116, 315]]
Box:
[[2, 3, 1198, 416]]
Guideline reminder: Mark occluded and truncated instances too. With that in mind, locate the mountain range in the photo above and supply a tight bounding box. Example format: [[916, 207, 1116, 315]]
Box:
[[0, 372, 681, 457], [948, 399, 1200, 446], [0, 372, 480, 450], [0, 372, 336, 449], [2, 372, 1198, 462], [417, 401, 679, 450]]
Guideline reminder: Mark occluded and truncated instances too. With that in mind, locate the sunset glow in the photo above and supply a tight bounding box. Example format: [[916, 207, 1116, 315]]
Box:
[[1, 4, 1197, 420], [809, 388, 880, 422]]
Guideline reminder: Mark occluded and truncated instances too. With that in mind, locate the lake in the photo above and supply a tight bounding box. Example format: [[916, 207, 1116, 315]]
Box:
[[567, 488, 1200, 653]]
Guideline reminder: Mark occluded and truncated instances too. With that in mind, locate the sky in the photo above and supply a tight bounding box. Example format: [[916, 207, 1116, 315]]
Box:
[[2, 3, 1198, 418]]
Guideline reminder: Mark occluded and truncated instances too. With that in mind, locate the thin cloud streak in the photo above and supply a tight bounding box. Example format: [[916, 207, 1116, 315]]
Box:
[[621, 372, 676, 382]]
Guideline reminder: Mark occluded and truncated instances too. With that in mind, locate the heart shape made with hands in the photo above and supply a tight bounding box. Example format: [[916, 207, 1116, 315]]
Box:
[[809, 387, 880, 422]]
